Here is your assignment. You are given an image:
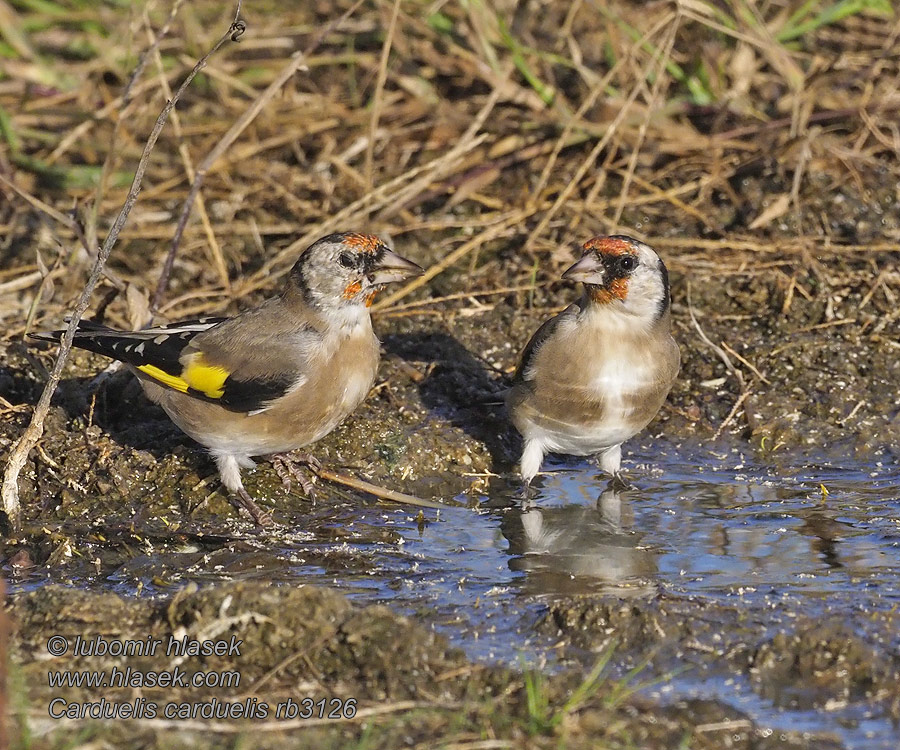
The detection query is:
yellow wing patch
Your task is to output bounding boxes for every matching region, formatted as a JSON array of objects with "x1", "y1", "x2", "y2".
[
  {"x1": 138, "y1": 355, "x2": 230, "y2": 399},
  {"x1": 182, "y1": 357, "x2": 229, "y2": 398},
  {"x1": 137, "y1": 364, "x2": 189, "y2": 393}
]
